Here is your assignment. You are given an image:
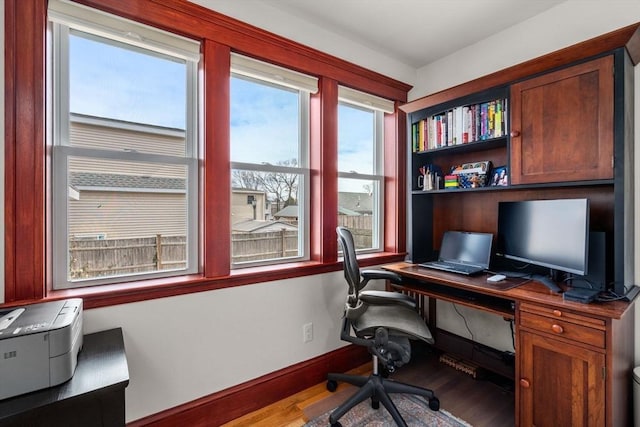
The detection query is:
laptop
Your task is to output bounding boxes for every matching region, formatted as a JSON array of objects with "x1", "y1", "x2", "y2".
[{"x1": 419, "y1": 231, "x2": 493, "y2": 275}]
